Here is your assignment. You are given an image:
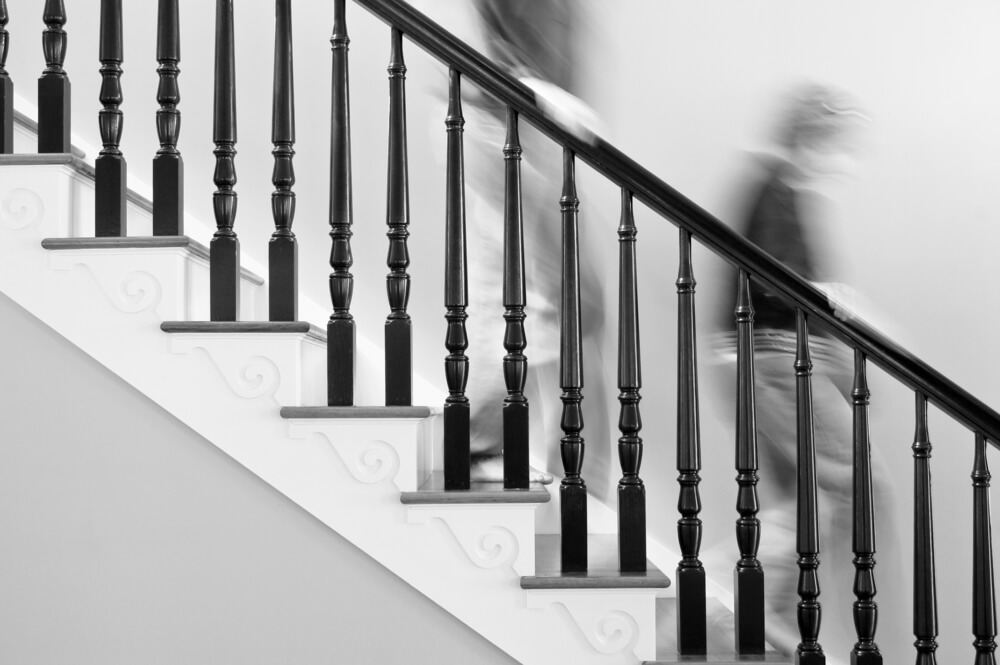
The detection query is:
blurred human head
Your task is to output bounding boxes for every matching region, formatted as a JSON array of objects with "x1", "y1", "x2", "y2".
[{"x1": 776, "y1": 84, "x2": 868, "y2": 179}]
